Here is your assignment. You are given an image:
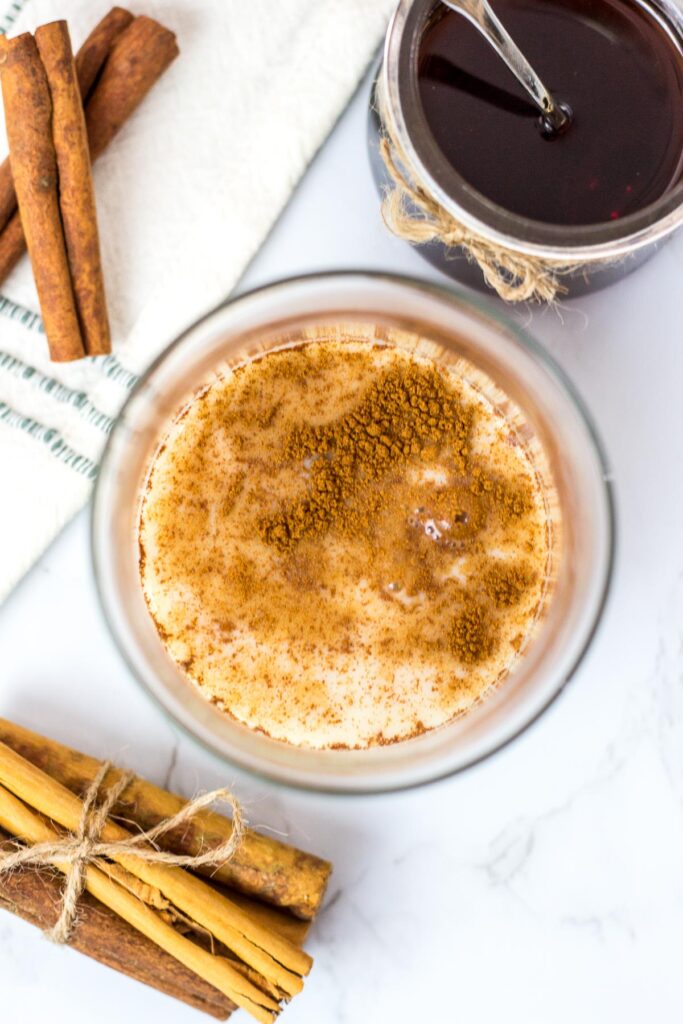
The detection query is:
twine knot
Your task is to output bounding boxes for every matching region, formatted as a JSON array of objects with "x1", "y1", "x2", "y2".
[
  {"x1": 373, "y1": 78, "x2": 605, "y2": 304},
  {"x1": 0, "y1": 761, "x2": 245, "y2": 944},
  {"x1": 379, "y1": 136, "x2": 576, "y2": 303}
]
